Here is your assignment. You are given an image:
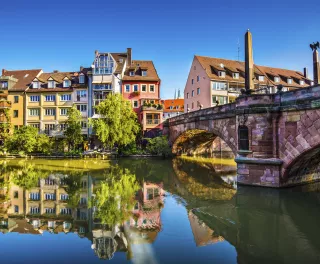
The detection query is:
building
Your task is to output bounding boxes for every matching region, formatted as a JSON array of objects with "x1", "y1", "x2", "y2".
[
  {"x1": 1, "y1": 69, "x2": 42, "y2": 129},
  {"x1": 163, "y1": 98, "x2": 184, "y2": 121},
  {"x1": 184, "y1": 55, "x2": 313, "y2": 112},
  {"x1": 26, "y1": 69, "x2": 89, "y2": 137}
]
